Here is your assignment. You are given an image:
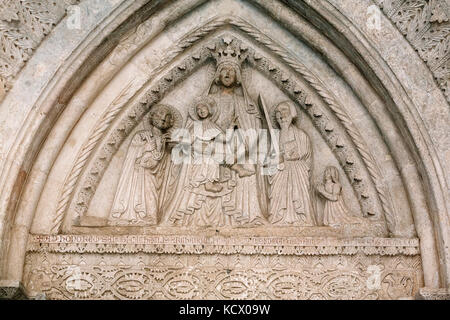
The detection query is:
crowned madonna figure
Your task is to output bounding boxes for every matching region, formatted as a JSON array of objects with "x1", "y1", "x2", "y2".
[{"x1": 163, "y1": 37, "x2": 268, "y2": 227}]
